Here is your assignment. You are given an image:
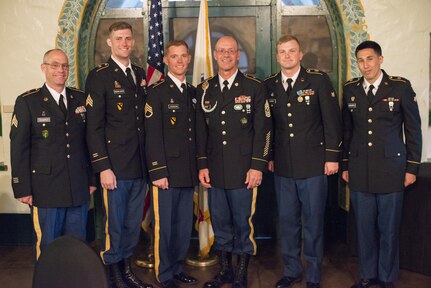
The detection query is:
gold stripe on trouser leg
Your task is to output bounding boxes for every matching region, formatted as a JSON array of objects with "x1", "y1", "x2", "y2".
[
  {"x1": 152, "y1": 186, "x2": 161, "y2": 282},
  {"x1": 248, "y1": 187, "x2": 258, "y2": 255},
  {"x1": 99, "y1": 188, "x2": 111, "y2": 264},
  {"x1": 32, "y1": 206, "x2": 42, "y2": 260}
]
